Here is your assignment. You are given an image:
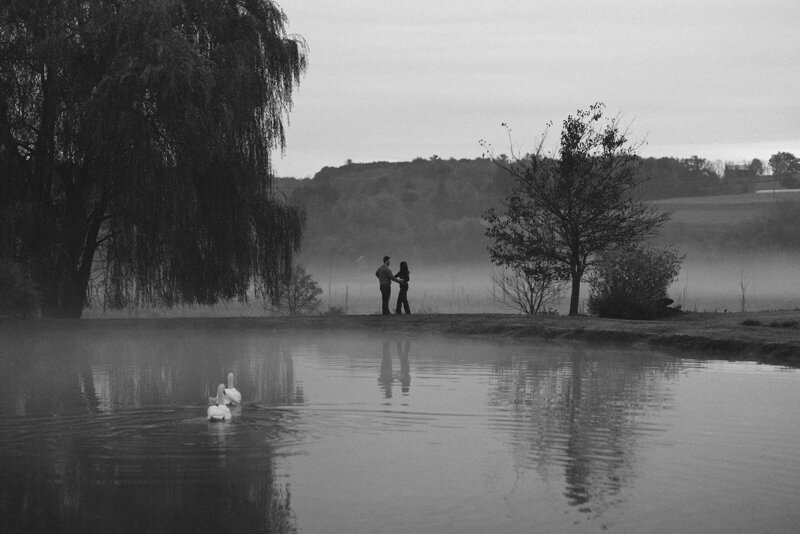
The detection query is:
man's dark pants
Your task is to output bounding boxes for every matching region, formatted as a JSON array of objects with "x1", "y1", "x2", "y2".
[{"x1": 380, "y1": 284, "x2": 391, "y2": 315}]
